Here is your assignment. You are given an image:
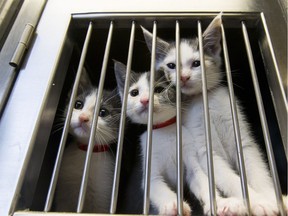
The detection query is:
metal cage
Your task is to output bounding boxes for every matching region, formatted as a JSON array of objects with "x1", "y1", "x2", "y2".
[{"x1": 0, "y1": 5, "x2": 287, "y2": 216}]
